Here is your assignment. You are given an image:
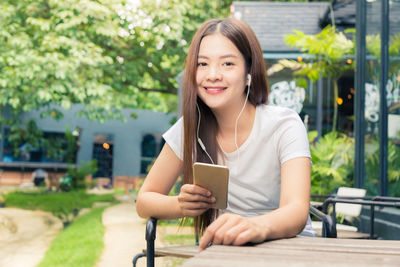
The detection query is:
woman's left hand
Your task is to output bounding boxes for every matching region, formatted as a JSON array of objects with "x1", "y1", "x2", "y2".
[{"x1": 198, "y1": 213, "x2": 268, "y2": 251}]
